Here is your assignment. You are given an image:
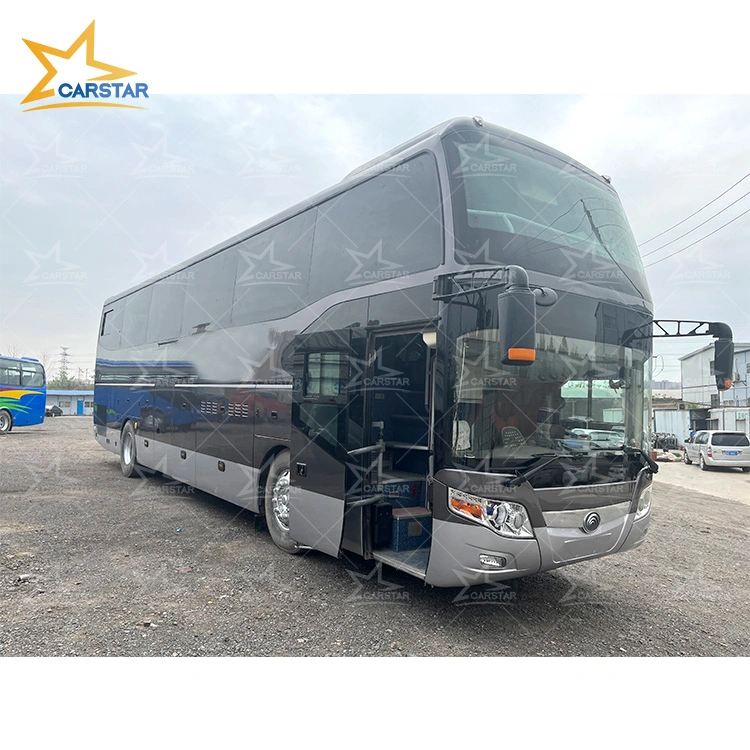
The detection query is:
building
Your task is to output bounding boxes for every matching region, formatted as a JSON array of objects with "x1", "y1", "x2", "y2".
[
  {"x1": 46, "y1": 390, "x2": 94, "y2": 416},
  {"x1": 720, "y1": 346, "x2": 750, "y2": 407},
  {"x1": 680, "y1": 342, "x2": 750, "y2": 407},
  {"x1": 680, "y1": 343, "x2": 750, "y2": 438}
]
